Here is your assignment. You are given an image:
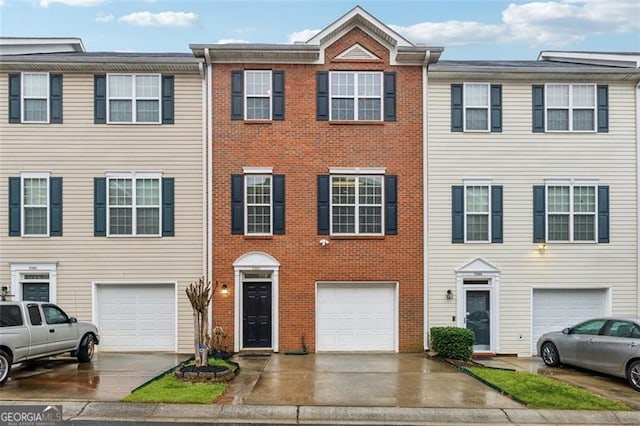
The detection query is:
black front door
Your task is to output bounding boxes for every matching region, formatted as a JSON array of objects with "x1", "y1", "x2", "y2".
[{"x1": 243, "y1": 282, "x2": 272, "y2": 348}]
